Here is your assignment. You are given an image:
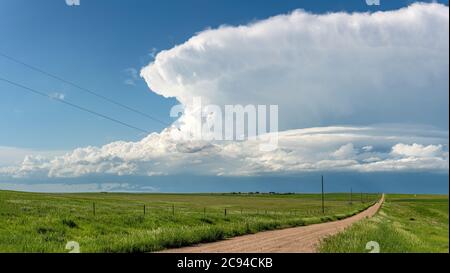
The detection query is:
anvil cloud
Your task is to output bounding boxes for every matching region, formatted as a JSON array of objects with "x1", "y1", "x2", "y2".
[{"x1": 141, "y1": 3, "x2": 449, "y2": 130}]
